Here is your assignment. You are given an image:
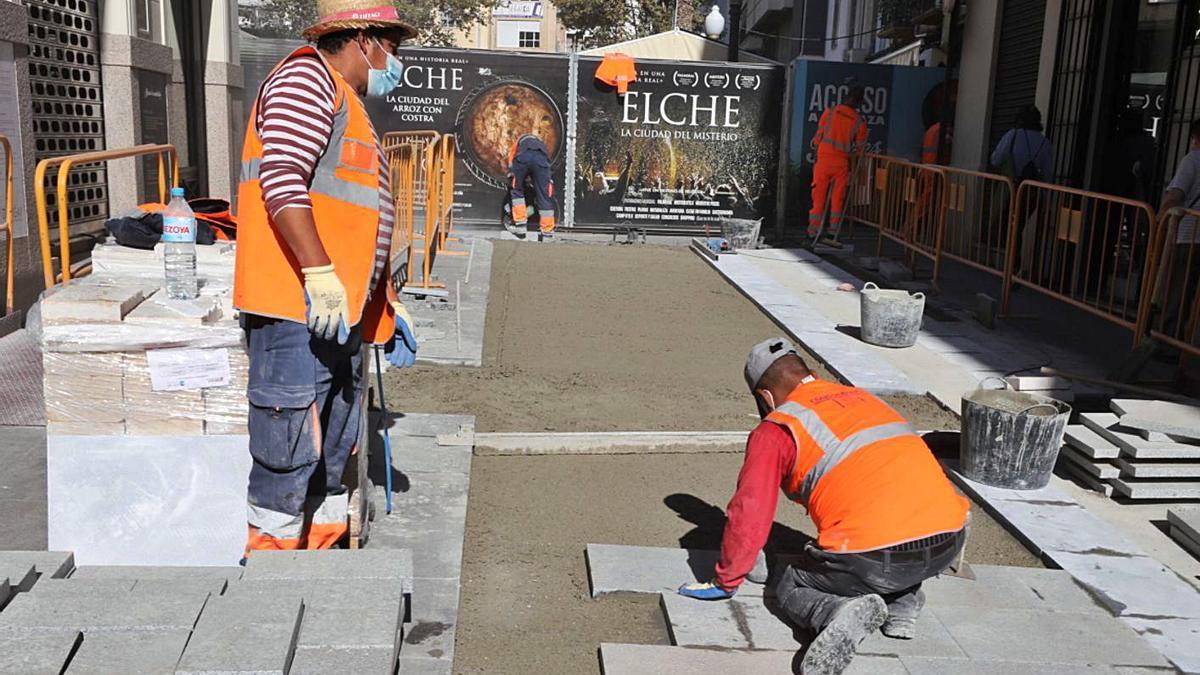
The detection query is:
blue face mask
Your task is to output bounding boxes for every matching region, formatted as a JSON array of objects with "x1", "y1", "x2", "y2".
[{"x1": 362, "y1": 39, "x2": 402, "y2": 98}]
